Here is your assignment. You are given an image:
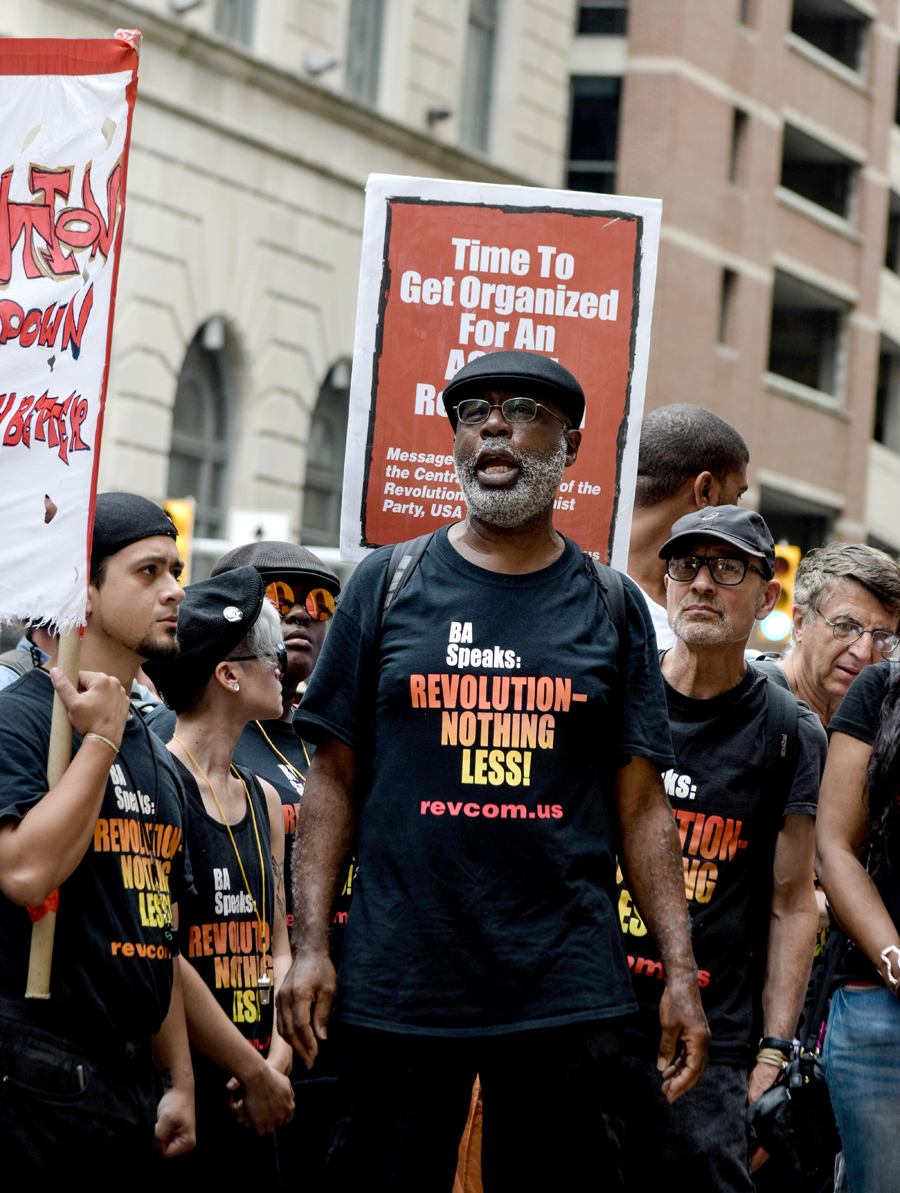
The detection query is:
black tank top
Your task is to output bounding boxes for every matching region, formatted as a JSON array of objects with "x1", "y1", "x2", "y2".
[{"x1": 175, "y1": 758, "x2": 275, "y2": 1057}]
